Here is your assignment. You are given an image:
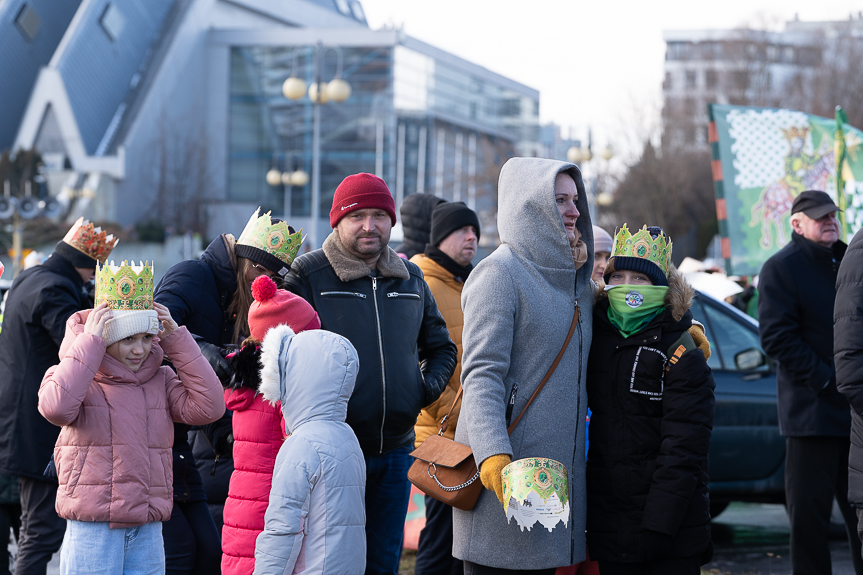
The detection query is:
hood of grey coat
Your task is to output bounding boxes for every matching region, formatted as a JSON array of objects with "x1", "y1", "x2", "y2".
[
  {"x1": 497, "y1": 157, "x2": 594, "y2": 295},
  {"x1": 259, "y1": 325, "x2": 359, "y2": 434}
]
